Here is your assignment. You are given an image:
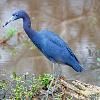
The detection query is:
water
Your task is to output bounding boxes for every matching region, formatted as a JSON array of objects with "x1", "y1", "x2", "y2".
[{"x1": 0, "y1": 0, "x2": 100, "y2": 86}]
